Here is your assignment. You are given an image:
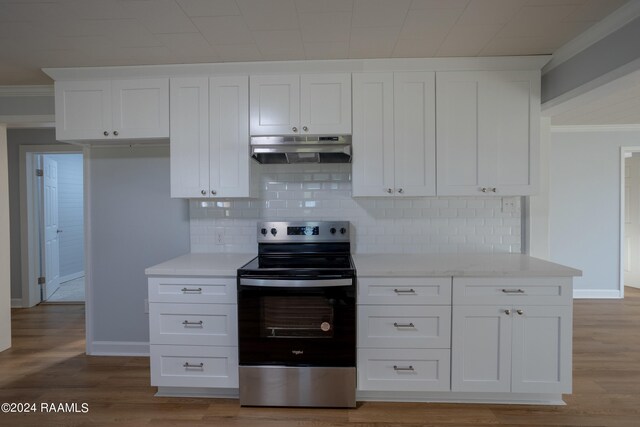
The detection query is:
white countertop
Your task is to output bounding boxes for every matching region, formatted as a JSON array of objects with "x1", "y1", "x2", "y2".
[
  {"x1": 146, "y1": 252, "x2": 581, "y2": 278},
  {"x1": 352, "y1": 253, "x2": 581, "y2": 277},
  {"x1": 145, "y1": 253, "x2": 255, "y2": 276}
]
